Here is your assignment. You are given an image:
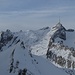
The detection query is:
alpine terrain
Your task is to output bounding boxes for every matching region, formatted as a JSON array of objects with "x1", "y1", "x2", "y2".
[{"x1": 0, "y1": 22, "x2": 75, "y2": 75}]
